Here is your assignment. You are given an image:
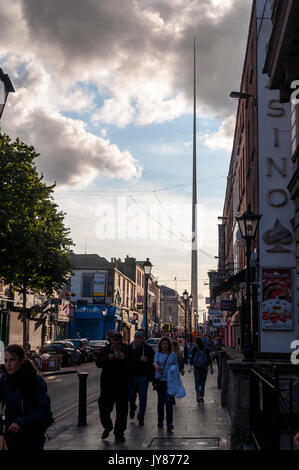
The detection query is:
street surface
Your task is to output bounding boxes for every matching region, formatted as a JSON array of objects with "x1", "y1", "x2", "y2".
[
  {"x1": 45, "y1": 363, "x2": 231, "y2": 450},
  {"x1": 44, "y1": 361, "x2": 100, "y2": 419}
]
